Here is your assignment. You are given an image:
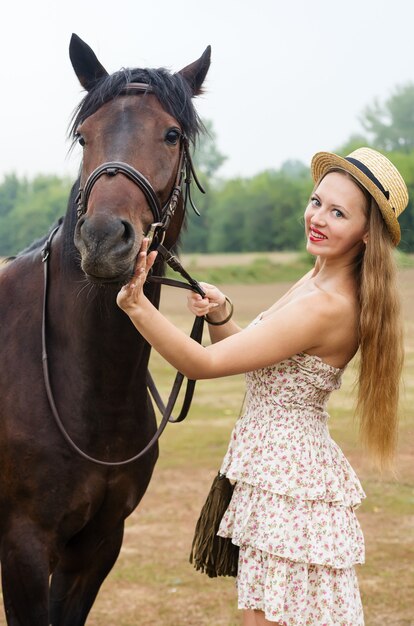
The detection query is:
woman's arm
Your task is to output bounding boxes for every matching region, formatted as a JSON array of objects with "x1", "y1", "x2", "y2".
[{"x1": 117, "y1": 240, "x2": 349, "y2": 380}]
